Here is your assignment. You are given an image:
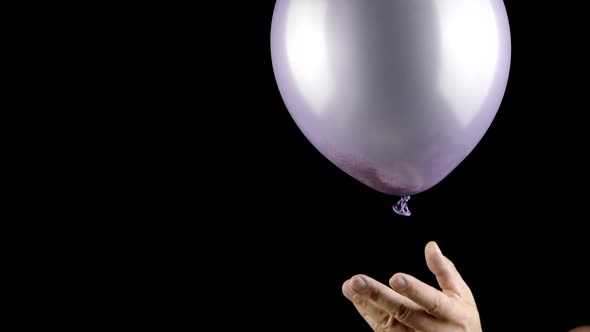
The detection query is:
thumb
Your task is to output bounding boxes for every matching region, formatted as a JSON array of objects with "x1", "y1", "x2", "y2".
[{"x1": 425, "y1": 241, "x2": 473, "y2": 301}]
